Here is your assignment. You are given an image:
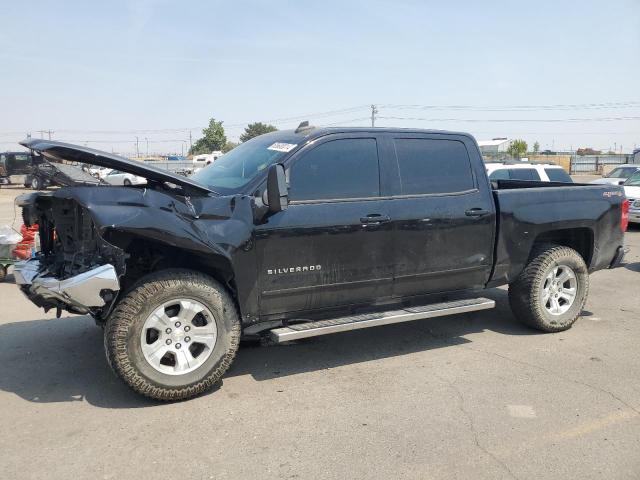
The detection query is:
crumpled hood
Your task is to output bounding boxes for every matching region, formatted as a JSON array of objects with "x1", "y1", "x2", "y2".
[{"x1": 20, "y1": 138, "x2": 214, "y2": 195}]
